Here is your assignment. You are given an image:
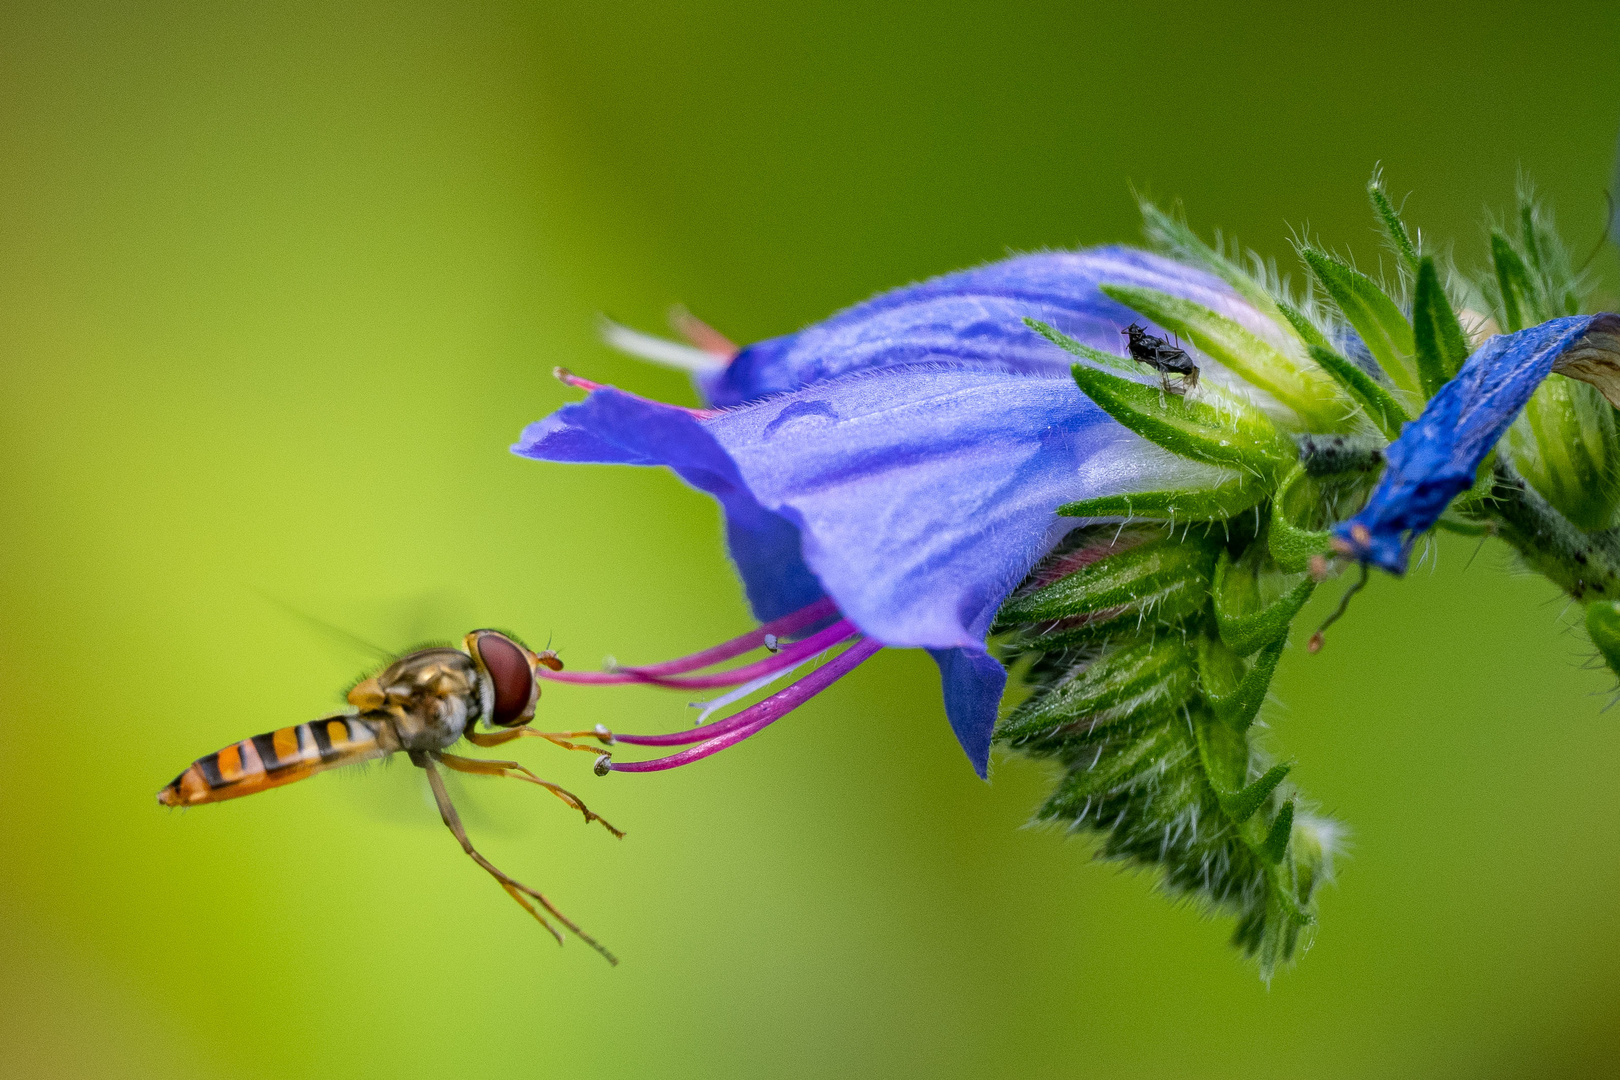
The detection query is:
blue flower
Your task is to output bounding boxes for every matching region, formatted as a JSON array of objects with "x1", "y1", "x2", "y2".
[
  {"x1": 1334, "y1": 313, "x2": 1620, "y2": 572},
  {"x1": 515, "y1": 249, "x2": 1268, "y2": 776}
]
